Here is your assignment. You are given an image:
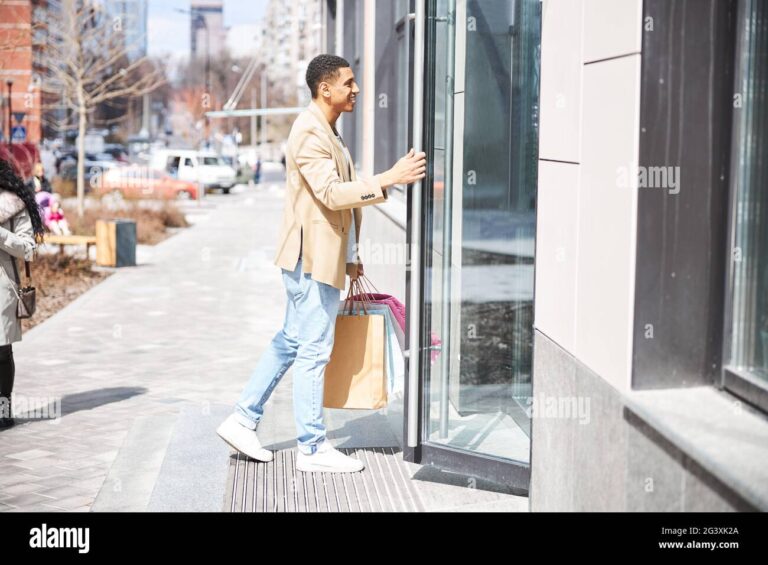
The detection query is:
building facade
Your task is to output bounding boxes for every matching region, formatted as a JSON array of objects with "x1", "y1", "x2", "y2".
[
  {"x1": 0, "y1": 0, "x2": 44, "y2": 145},
  {"x1": 324, "y1": 0, "x2": 768, "y2": 510}
]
